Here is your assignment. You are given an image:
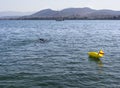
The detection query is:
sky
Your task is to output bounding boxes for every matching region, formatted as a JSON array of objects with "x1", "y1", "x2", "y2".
[{"x1": 0, "y1": 0, "x2": 120, "y2": 12}]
